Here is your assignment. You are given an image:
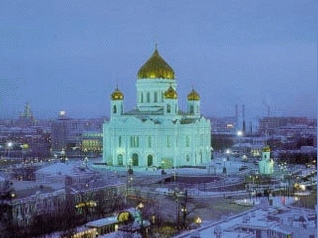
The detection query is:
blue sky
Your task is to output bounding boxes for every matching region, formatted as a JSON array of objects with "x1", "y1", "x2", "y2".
[{"x1": 0, "y1": 0, "x2": 316, "y2": 120}]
